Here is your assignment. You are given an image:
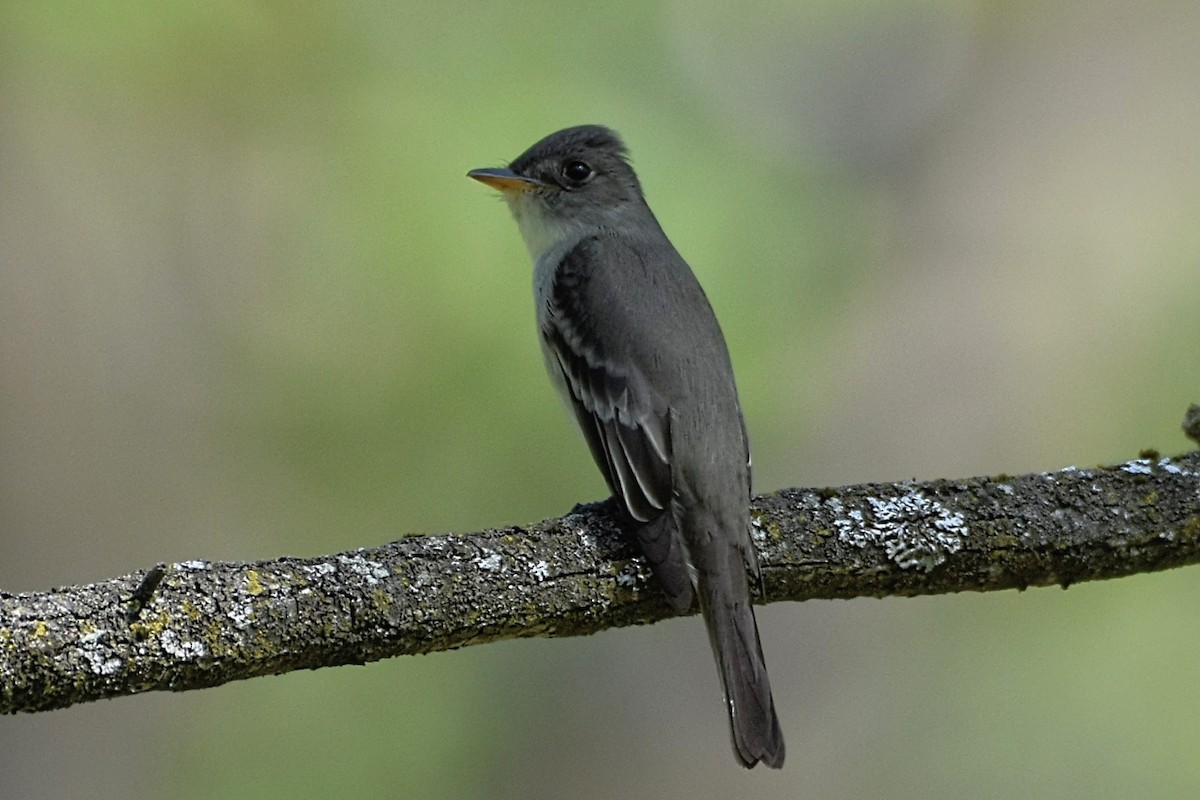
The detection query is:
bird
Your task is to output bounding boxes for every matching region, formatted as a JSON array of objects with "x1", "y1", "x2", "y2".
[{"x1": 468, "y1": 125, "x2": 784, "y2": 768}]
